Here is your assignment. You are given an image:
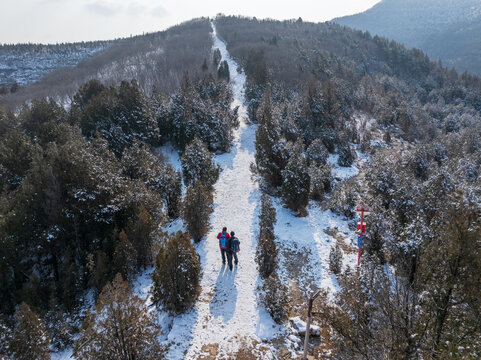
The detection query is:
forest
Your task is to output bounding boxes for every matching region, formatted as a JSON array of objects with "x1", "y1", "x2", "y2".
[
  {"x1": 216, "y1": 15, "x2": 481, "y2": 358},
  {"x1": 0, "y1": 14, "x2": 480, "y2": 359}
]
